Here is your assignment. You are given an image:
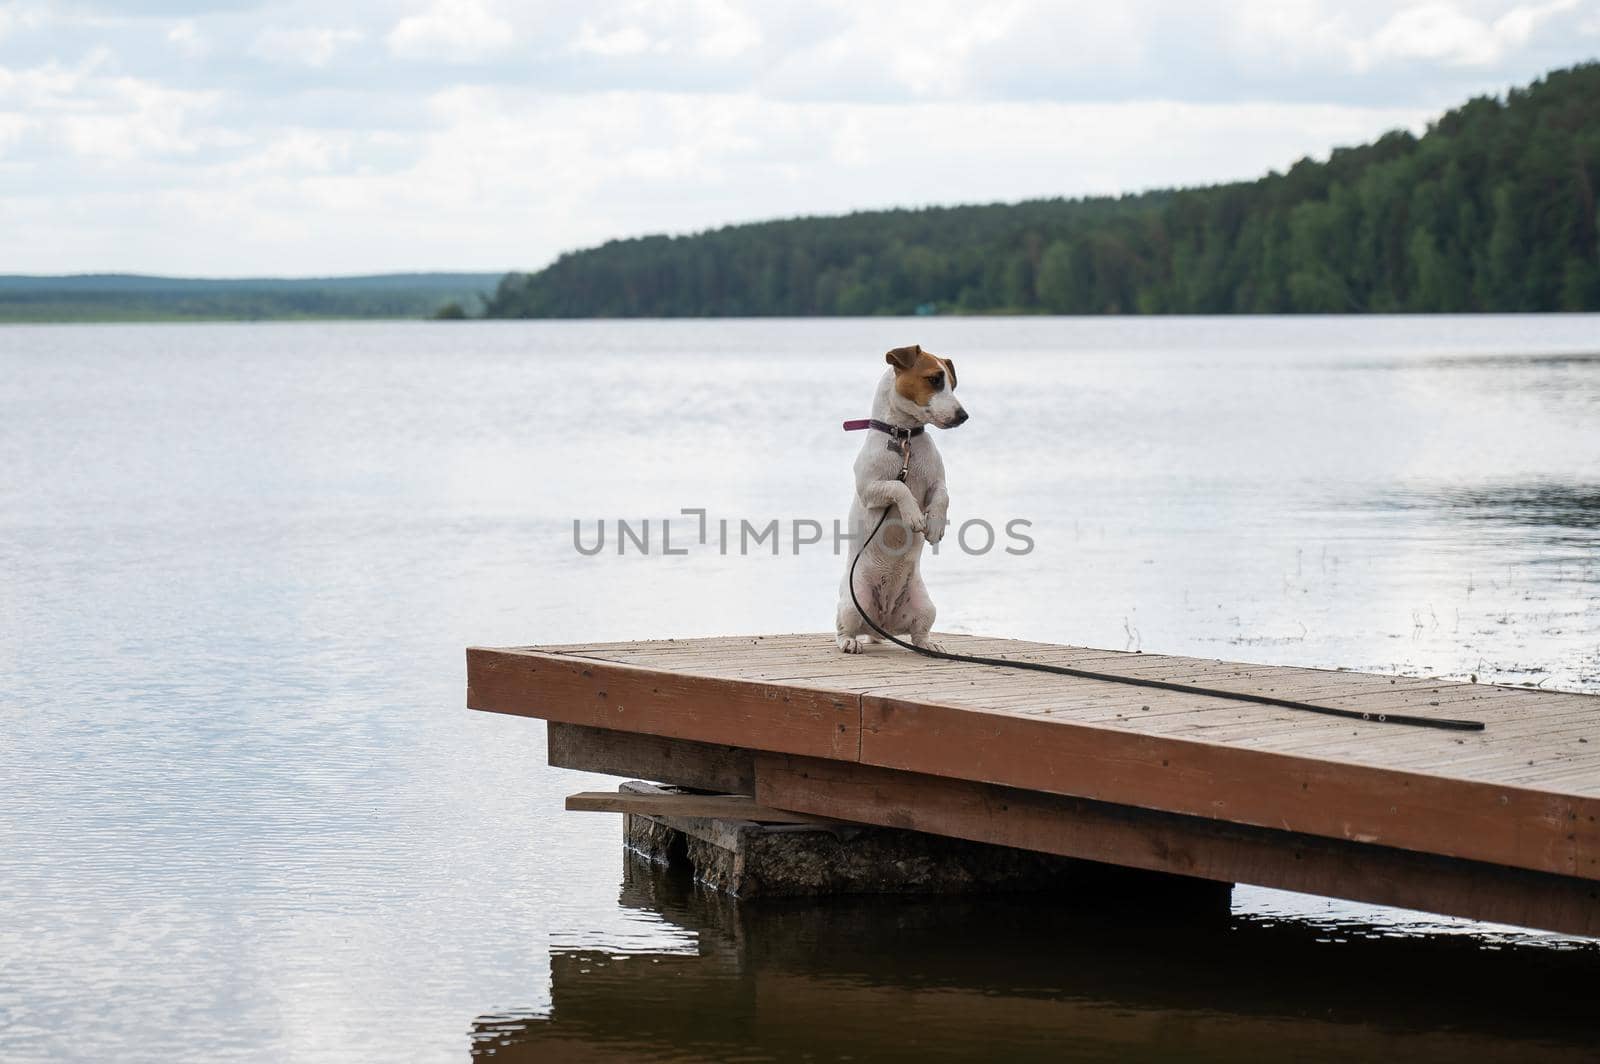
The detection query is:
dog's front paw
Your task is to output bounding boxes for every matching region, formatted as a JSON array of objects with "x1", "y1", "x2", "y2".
[
  {"x1": 901, "y1": 507, "x2": 926, "y2": 534},
  {"x1": 837, "y1": 635, "x2": 862, "y2": 654},
  {"x1": 924, "y1": 513, "x2": 947, "y2": 544}
]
